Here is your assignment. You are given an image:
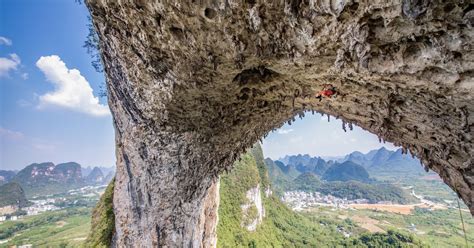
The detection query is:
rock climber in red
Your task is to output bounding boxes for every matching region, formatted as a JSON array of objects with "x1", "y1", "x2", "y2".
[{"x1": 315, "y1": 84, "x2": 337, "y2": 101}]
